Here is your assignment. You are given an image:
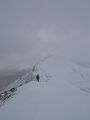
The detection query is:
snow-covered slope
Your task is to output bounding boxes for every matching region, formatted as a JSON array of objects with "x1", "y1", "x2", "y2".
[
  {"x1": 33, "y1": 55, "x2": 90, "y2": 93},
  {"x1": 0, "y1": 55, "x2": 90, "y2": 120}
]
